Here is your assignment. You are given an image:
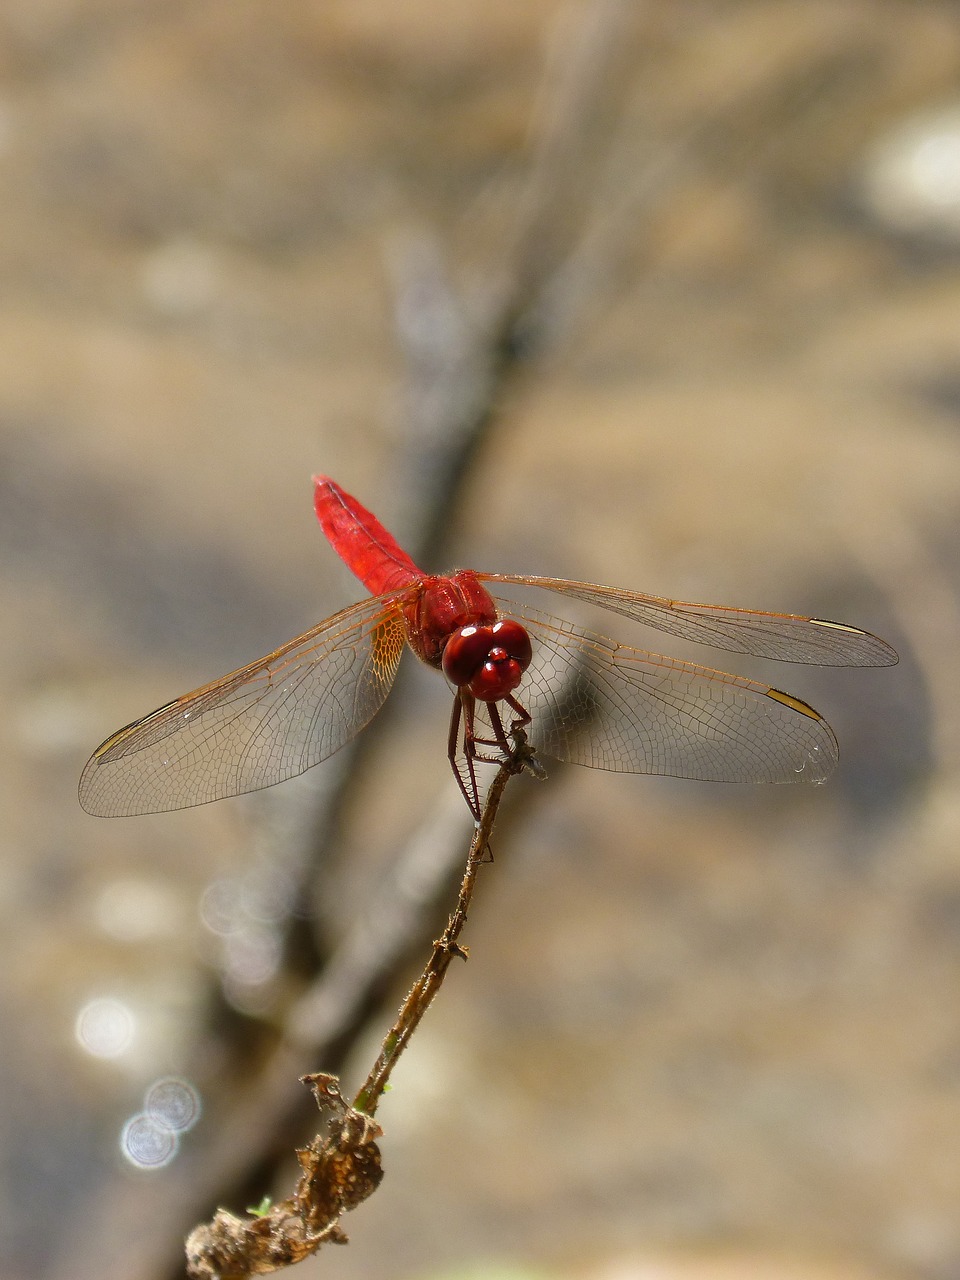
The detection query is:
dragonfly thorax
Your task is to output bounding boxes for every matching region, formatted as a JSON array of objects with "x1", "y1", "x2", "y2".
[
  {"x1": 402, "y1": 570, "x2": 499, "y2": 667},
  {"x1": 441, "y1": 619, "x2": 532, "y2": 702}
]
